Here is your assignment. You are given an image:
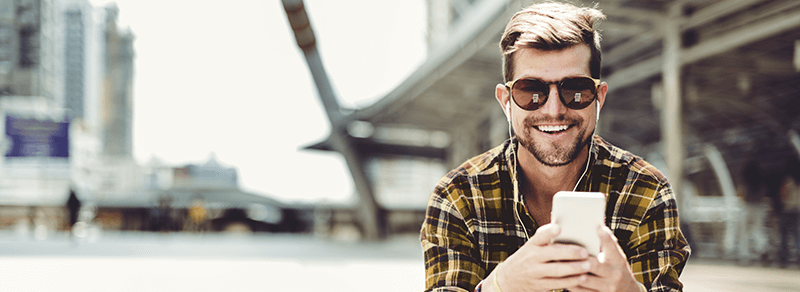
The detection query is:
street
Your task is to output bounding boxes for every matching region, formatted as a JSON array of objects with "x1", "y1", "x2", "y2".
[
  {"x1": 681, "y1": 260, "x2": 800, "y2": 291},
  {"x1": 0, "y1": 231, "x2": 798, "y2": 291}
]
